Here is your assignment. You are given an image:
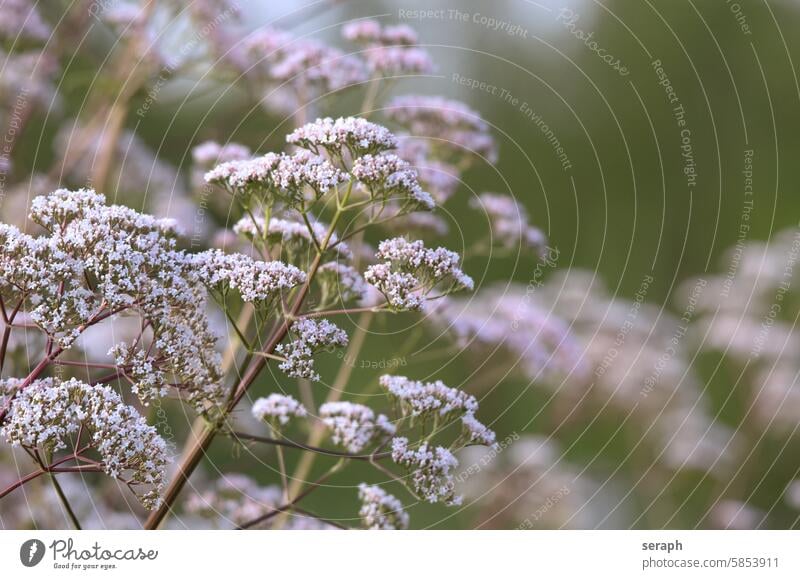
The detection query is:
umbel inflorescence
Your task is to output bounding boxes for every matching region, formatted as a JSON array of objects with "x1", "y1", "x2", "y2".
[
  {"x1": 0, "y1": 9, "x2": 551, "y2": 531},
  {"x1": 0, "y1": 114, "x2": 494, "y2": 525}
]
